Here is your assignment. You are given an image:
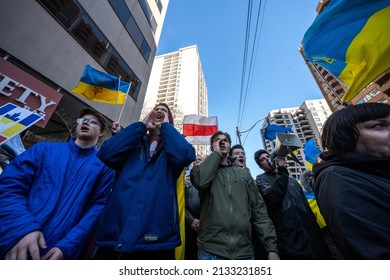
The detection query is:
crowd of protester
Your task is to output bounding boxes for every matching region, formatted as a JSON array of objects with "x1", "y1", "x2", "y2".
[{"x1": 0, "y1": 102, "x2": 389, "y2": 260}]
